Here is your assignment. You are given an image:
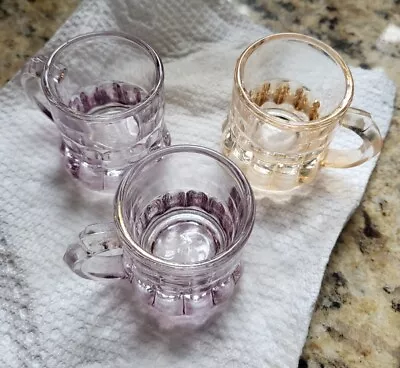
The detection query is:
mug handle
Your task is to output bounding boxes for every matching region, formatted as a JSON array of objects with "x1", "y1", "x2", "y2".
[
  {"x1": 322, "y1": 107, "x2": 383, "y2": 168},
  {"x1": 20, "y1": 54, "x2": 67, "y2": 122},
  {"x1": 63, "y1": 223, "x2": 126, "y2": 281}
]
